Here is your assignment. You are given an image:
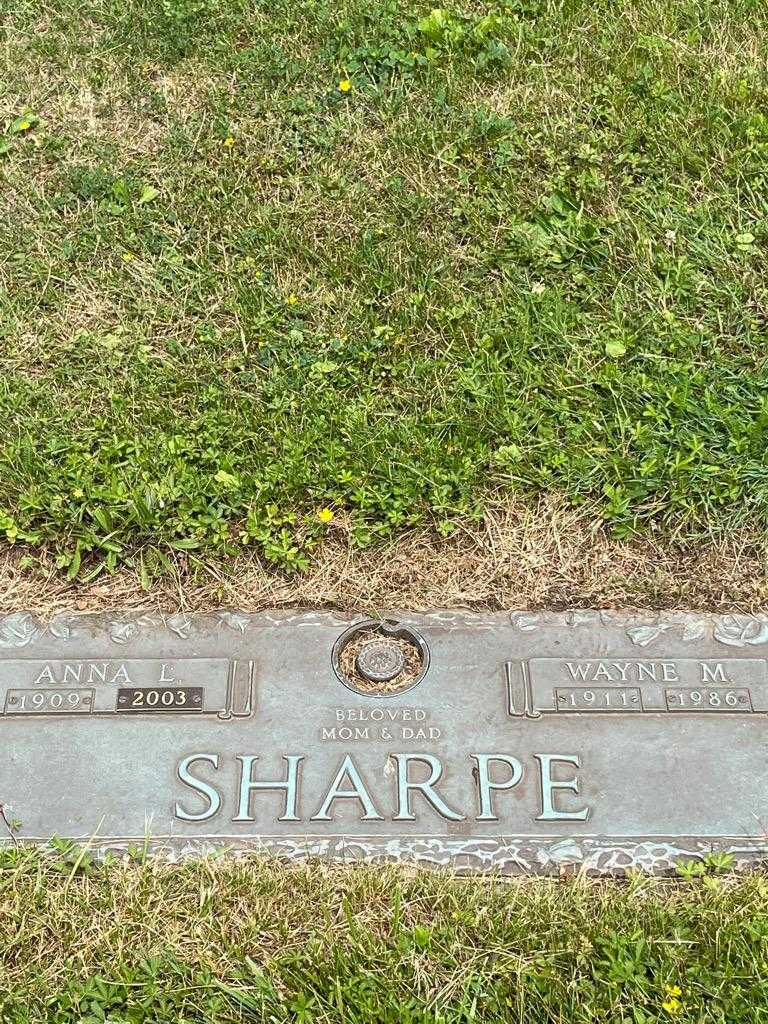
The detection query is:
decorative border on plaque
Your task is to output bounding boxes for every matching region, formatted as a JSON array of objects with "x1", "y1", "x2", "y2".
[
  {"x1": 5, "y1": 609, "x2": 768, "y2": 650},
  {"x1": 9, "y1": 834, "x2": 768, "y2": 876}
]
